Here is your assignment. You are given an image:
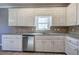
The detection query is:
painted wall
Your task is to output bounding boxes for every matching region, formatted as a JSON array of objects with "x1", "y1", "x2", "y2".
[{"x1": 0, "y1": 8, "x2": 13, "y2": 43}]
